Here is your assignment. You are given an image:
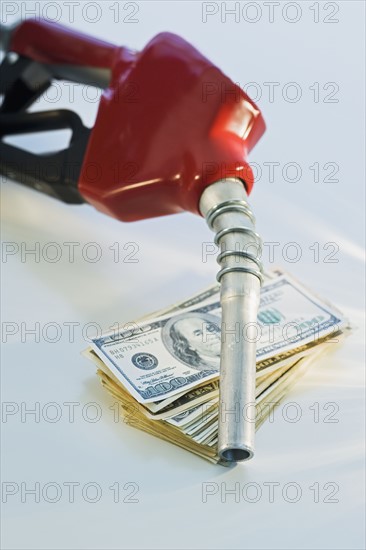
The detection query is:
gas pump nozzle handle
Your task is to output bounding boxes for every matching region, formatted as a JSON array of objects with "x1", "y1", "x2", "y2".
[{"x1": 0, "y1": 19, "x2": 266, "y2": 461}]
